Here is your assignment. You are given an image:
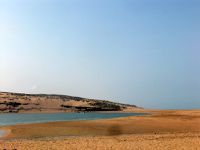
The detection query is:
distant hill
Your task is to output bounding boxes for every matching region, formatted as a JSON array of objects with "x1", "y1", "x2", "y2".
[{"x1": 0, "y1": 92, "x2": 140, "y2": 113}]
